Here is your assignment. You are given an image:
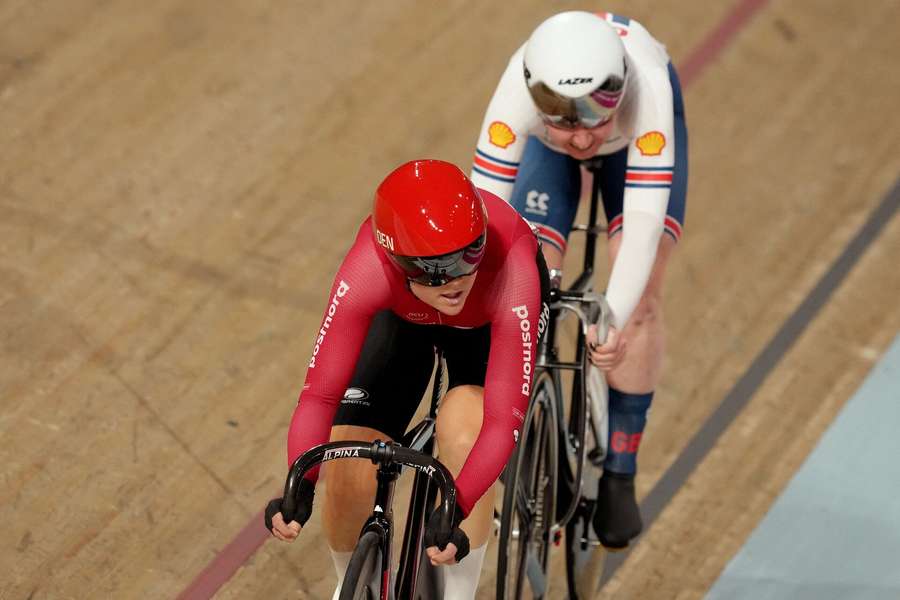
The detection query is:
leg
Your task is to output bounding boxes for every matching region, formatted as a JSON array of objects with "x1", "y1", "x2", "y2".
[
  {"x1": 591, "y1": 234, "x2": 676, "y2": 548},
  {"x1": 435, "y1": 385, "x2": 494, "y2": 548},
  {"x1": 431, "y1": 323, "x2": 496, "y2": 598},
  {"x1": 604, "y1": 233, "x2": 677, "y2": 395},
  {"x1": 508, "y1": 136, "x2": 582, "y2": 272},
  {"x1": 320, "y1": 311, "x2": 435, "y2": 591},
  {"x1": 598, "y1": 59, "x2": 687, "y2": 469},
  {"x1": 595, "y1": 57, "x2": 688, "y2": 463},
  {"x1": 322, "y1": 425, "x2": 395, "y2": 551},
  {"x1": 592, "y1": 61, "x2": 688, "y2": 547},
  {"x1": 435, "y1": 384, "x2": 491, "y2": 599},
  {"x1": 322, "y1": 426, "x2": 389, "y2": 600}
]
